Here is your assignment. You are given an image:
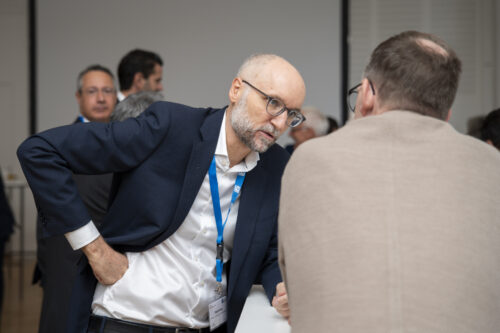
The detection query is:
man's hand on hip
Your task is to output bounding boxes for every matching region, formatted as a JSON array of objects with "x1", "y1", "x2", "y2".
[{"x1": 82, "y1": 236, "x2": 128, "y2": 285}]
